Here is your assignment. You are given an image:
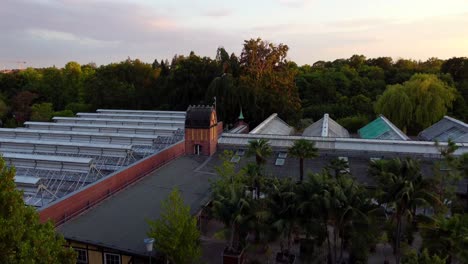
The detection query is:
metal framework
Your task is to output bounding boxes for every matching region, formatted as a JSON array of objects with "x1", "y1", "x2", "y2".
[
  {"x1": 0, "y1": 128, "x2": 159, "y2": 145},
  {"x1": 52, "y1": 117, "x2": 184, "y2": 128},
  {"x1": 2, "y1": 109, "x2": 186, "y2": 208},
  {"x1": 24, "y1": 122, "x2": 178, "y2": 135},
  {"x1": 76, "y1": 112, "x2": 186, "y2": 121},
  {"x1": 0, "y1": 138, "x2": 132, "y2": 158},
  {"x1": 96, "y1": 109, "x2": 186, "y2": 117},
  {"x1": 218, "y1": 133, "x2": 468, "y2": 157}
]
